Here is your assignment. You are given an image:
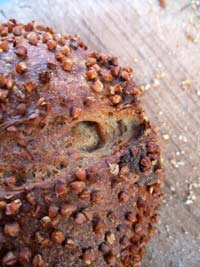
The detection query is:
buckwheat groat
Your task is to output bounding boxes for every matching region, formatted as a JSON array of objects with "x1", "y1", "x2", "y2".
[{"x1": 0, "y1": 19, "x2": 163, "y2": 267}]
